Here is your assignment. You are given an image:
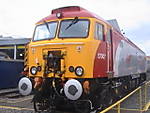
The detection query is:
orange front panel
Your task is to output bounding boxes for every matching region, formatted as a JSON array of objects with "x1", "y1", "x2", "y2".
[{"x1": 28, "y1": 18, "x2": 100, "y2": 79}]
